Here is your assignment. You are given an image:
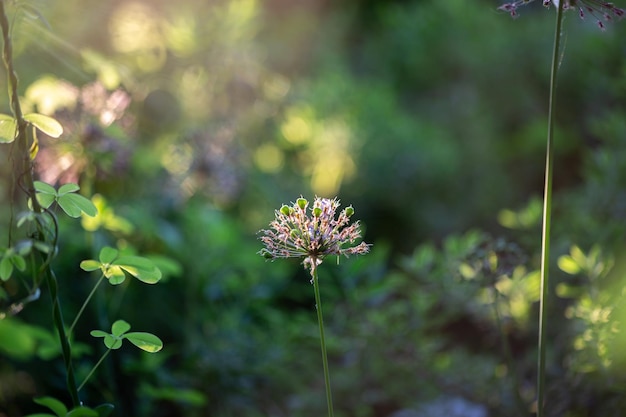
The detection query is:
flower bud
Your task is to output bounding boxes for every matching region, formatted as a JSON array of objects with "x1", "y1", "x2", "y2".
[
  {"x1": 313, "y1": 207, "x2": 322, "y2": 217},
  {"x1": 344, "y1": 206, "x2": 354, "y2": 217},
  {"x1": 297, "y1": 197, "x2": 308, "y2": 210},
  {"x1": 280, "y1": 205, "x2": 291, "y2": 216}
]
